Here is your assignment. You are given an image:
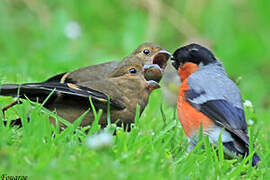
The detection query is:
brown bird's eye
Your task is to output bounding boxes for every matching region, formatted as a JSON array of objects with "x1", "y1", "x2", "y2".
[
  {"x1": 129, "y1": 68, "x2": 137, "y2": 74},
  {"x1": 142, "y1": 49, "x2": 150, "y2": 55}
]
